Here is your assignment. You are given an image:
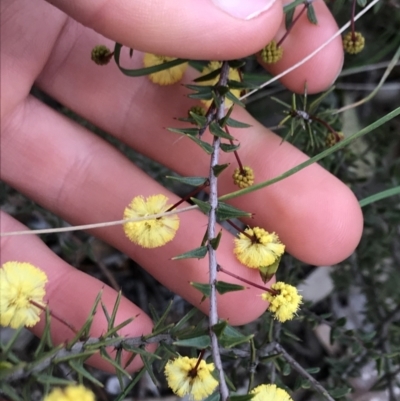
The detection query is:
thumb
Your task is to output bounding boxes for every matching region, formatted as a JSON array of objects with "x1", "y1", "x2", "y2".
[{"x1": 46, "y1": 0, "x2": 283, "y2": 59}]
